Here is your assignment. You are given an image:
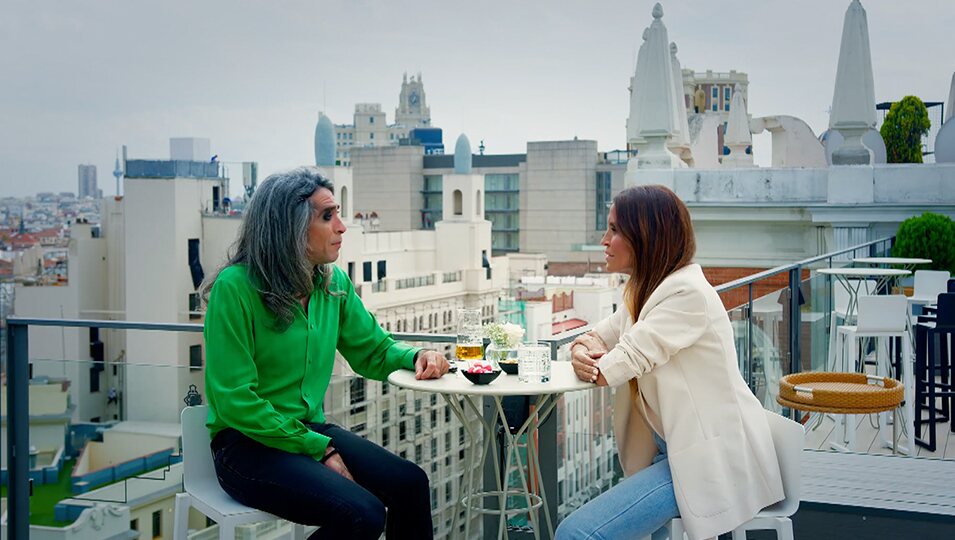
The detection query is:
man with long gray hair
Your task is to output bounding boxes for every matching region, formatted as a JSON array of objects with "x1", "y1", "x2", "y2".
[{"x1": 201, "y1": 167, "x2": 448, "y2": 539}]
